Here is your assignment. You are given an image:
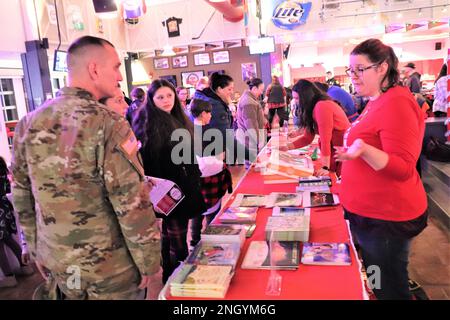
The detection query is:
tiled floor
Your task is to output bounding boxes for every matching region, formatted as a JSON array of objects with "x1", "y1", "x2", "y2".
[{"x1": 1, "y1": 165, "x2": 448, "y2": 300}]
